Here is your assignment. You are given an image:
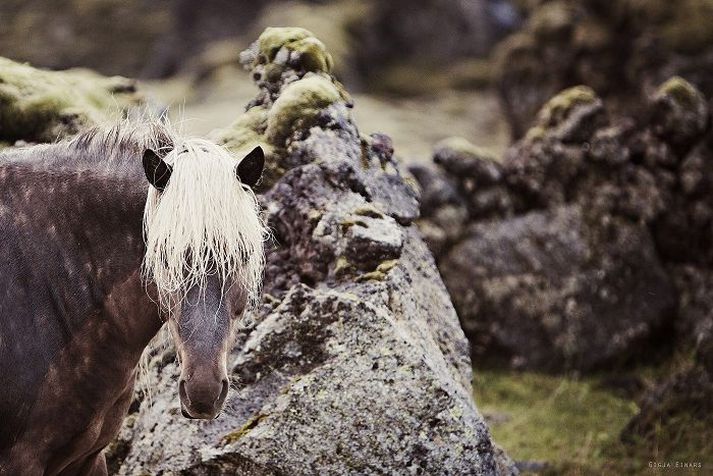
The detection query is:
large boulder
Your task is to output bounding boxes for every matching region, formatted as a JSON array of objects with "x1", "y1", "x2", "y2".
[
  {"x1": 111, "y1": 28, "x2": 516, "y2": 475},
  {"x1": 414, "y1": 78, "x2": 713, "y2": 371},
  {"x1": 441, "y1": 205, "x2": 673, "y2": 371}
]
